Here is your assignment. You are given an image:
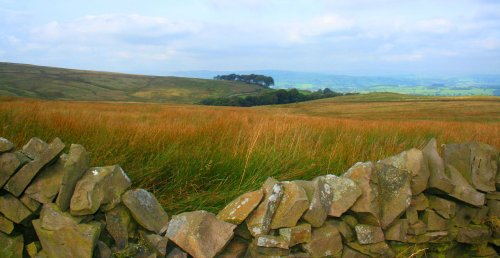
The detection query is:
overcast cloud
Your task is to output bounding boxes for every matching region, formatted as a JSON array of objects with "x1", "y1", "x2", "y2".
[{"x1": 0, "y1": 0, "x2": 499, "y2": 75}]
